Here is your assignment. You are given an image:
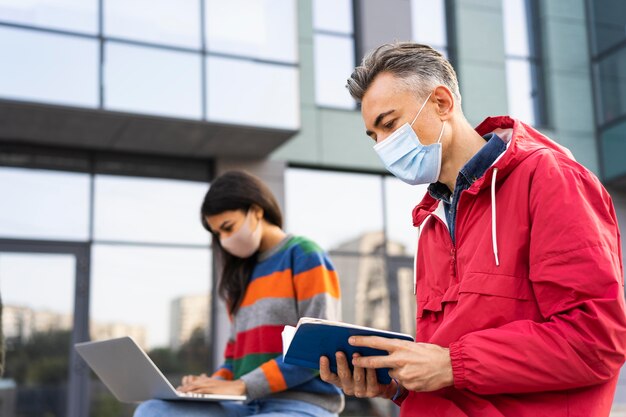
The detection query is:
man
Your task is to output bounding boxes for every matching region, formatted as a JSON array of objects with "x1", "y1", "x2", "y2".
[{"x1": 320, "y1": 42, "x2": 626, "y2": 416}]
